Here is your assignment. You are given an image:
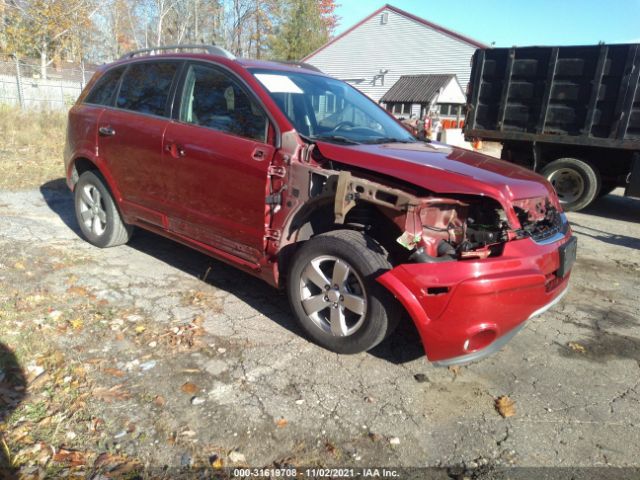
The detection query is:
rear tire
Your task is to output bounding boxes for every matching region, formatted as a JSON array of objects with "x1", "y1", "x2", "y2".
[
  {"x1": 287, "y1": 230, "x2": 400, "y2": 354},
  {"x1": 541, "y1": 157, "x2": 600, "y2": 211},
  {"x1": 74, "y1": 171, "x2": 132, "y2": 248}
]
